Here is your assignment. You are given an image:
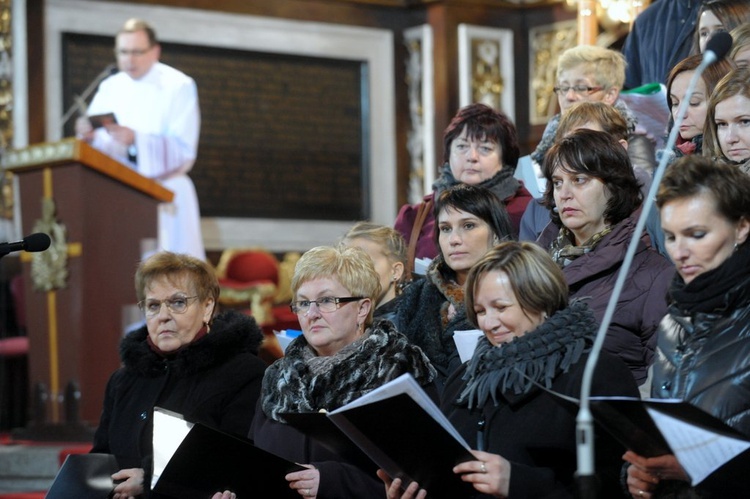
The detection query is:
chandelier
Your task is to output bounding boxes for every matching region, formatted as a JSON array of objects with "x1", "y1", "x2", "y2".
[{"x1": 565, "y1": 0, "x2": 650, "y2": 26}]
